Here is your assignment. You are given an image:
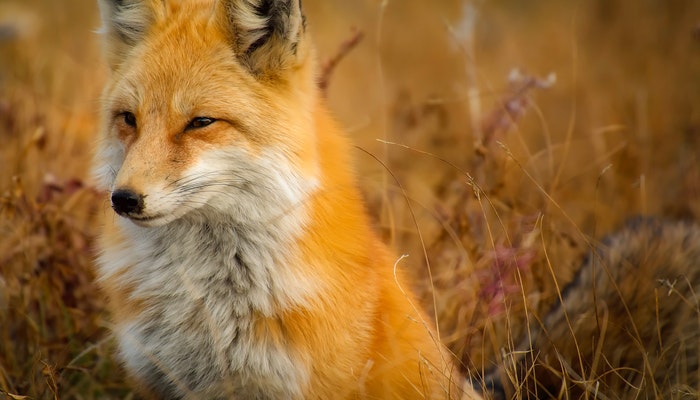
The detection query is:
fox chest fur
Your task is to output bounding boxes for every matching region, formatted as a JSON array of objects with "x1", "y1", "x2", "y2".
[{"x1": 100, "y1": 216, "x2": 316, "y2": 399}]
